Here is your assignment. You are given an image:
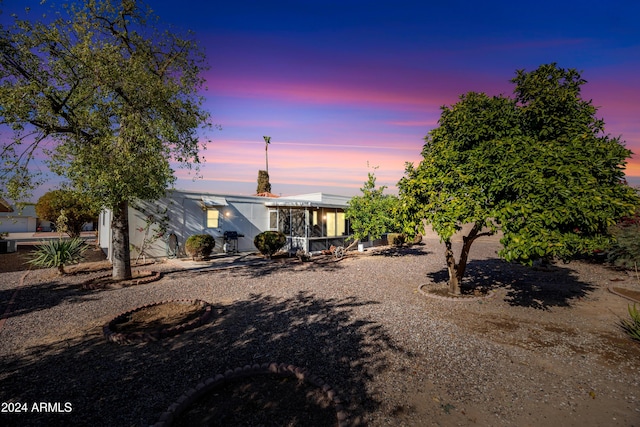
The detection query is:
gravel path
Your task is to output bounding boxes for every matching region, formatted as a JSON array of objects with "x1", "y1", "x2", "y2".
[{"x1": 1, "y1": 239, "x2": 639, "y2": 426}]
